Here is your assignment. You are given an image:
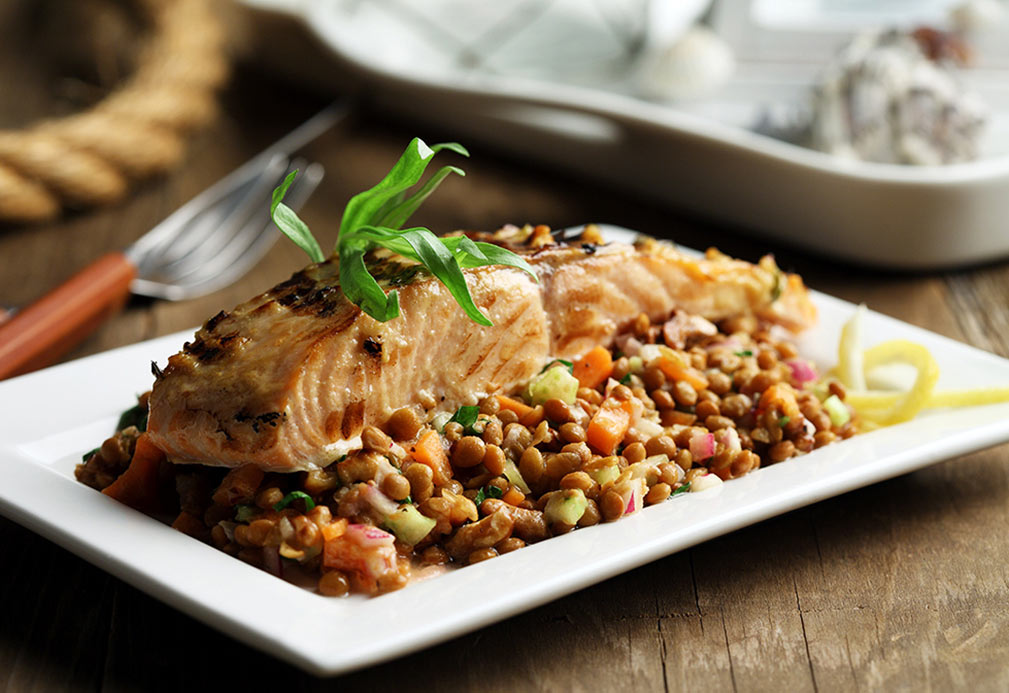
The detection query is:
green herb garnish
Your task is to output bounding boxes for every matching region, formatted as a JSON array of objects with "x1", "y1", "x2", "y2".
[
  {"x1": 401, "y1": 495, "x2": 413, "y2": 505},
  {"x1": 734, "y1": 350, "x2": 753, "y2": 358},
  {"x1": 619, "y1": 373, "x2": 632, "y2": 385},
  {"x1": 448, "y1": 405, "x2": 480, "y2": 434},
  {"x1": 235, "y1": 504, "x2": 258, "y2": 522},
  {"x1": 272, "y1": 138, "x2": 538, "y2": 324},
  {"x1": 671, "y1": 482, "x2": 691, "y2": 496},
  {"x1": 474, "y1": 485, "x2": 504, "y2": 506},
  {"x1": 273, "y1": 490, "x2": 316, "y2": 512},
  {"x1": 271, "y1": 171, "x2": 324, "y2": 263},
  {"x1": 82, "y1": 447, "x2": 99, "y2": 462},
  {"x1": 778, "y1": 416, "x2": 791, "y2": 427},
  {"x1": 117, "y1": 403, "x2": 148, "y2": 432},
  {"x1": 539, "y1": 358, "x2": 574, "y2": 375}
]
